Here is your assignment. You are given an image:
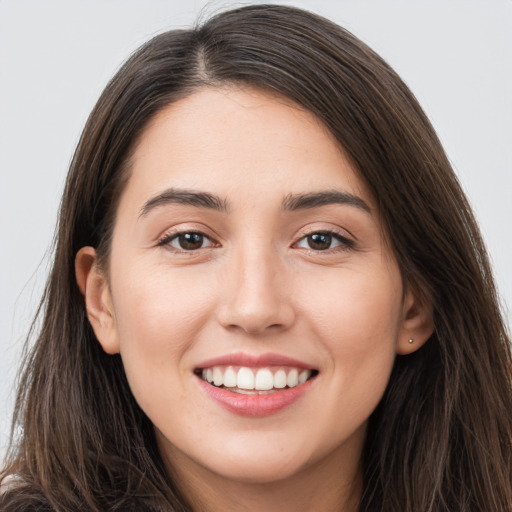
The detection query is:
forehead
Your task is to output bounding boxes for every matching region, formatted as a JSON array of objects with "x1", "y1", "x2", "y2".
[{"x1": 122, "y1": 86, "x2": 373, "y2": 212}]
